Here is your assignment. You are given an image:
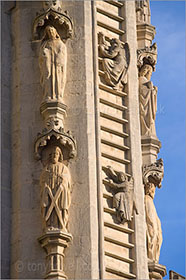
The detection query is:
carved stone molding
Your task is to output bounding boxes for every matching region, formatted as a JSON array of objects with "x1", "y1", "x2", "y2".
[
  {"x1": 38, "y1": 230, "x2": 72, "y2": 279},
  {"x1": 141, "y1": 136, "x2": 161, "y2": 165},
  {"x1": 98, "y1": 32, "x2": 130, "y2": 90},
  {"x1": 136, "y1": 24, "x2": 156, "y2": 49},
  {"x1": 148, "y1": 262, "x2": 167, "y2": 280},
  {"x1": 40, "y1": 101, "x2": 67, "y2": 129},
  {"x1": 103, "y1": 166, "x2": 138, "y2": 223}
]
